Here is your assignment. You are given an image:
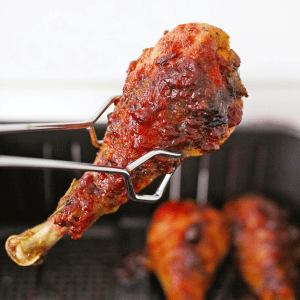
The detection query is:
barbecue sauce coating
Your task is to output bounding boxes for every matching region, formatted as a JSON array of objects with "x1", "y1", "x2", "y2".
[
  {"x1": 53, "y1": 23, "x2": 247, "y2": 239},
  {"x1": 147, "y1": 200, "x2": 230, "y2": 300},
  {"x1": 225, "y1": 194, "x2": 300, "y2": 300}
]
